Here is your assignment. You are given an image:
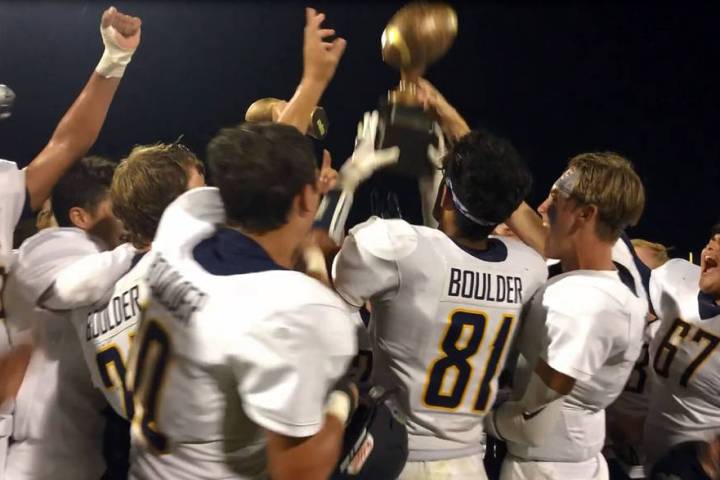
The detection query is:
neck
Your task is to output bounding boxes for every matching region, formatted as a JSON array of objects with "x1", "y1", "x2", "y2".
[
  {"x1": 562, "y1": 235, "x2": 615, "y2": 272},
  {"x1": 453, "y1": 236, "x2": 489, "y2": 251},
  {"x1": 230, "y1": 224, "x2": 300, "y2": 269},
  {"x1": 444, "y1": 217, "x2": 489, "y2": 251}
]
